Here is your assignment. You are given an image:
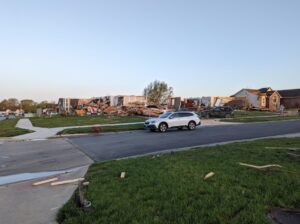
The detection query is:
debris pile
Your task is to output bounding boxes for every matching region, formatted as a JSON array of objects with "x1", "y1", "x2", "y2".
[{"x1": 62, "y1": 97, "x2": 166, "y2": 117}]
